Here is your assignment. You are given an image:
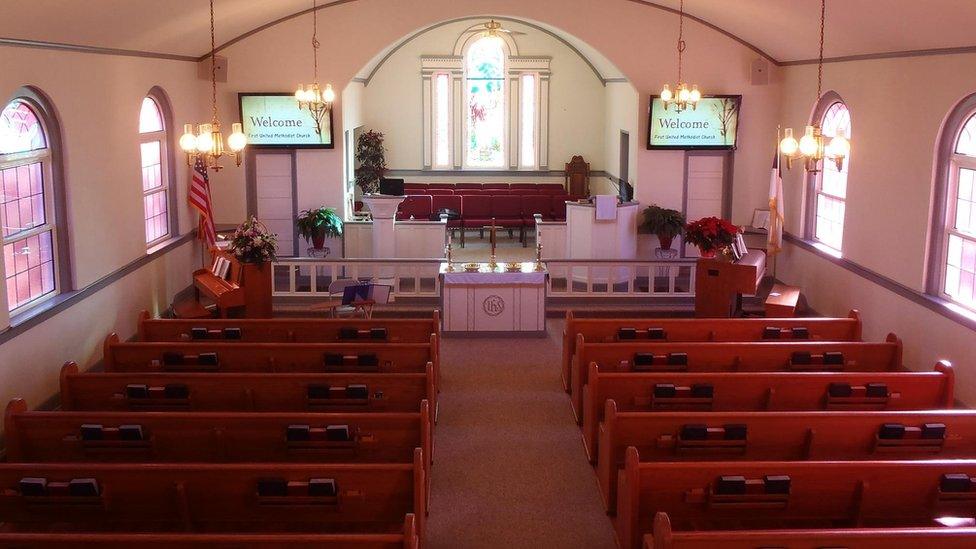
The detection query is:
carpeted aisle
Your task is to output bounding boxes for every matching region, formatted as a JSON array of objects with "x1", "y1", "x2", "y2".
[{"x1": 425, "y1": 318, "x2": 617, "y2": 548}]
